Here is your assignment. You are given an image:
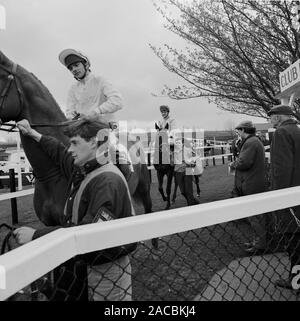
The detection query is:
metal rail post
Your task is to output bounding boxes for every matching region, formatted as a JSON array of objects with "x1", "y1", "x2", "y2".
[{"x1": 9, "y1": 169, "x2": 18, "y2": 225}]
